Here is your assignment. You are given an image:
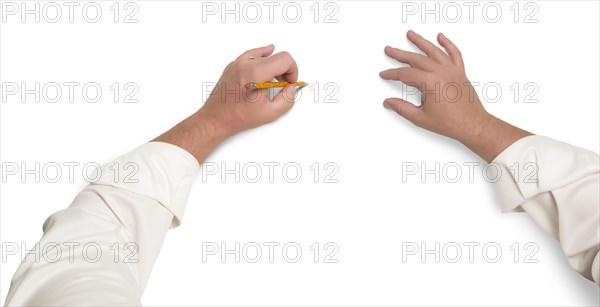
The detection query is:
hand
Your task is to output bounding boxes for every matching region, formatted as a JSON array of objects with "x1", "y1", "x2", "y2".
[
  {"x1": 380, "y1": 30, "x2": 531, "y2": 162},
  {"x1": 199, "y1": 44, "x2": 299, "y2": 137},
  {"x1": 153, "y1": 45, "x2": 299, "y2": 163},
  {"x1": 380, "y1": 30, "x2": 487, "y2": 144}
]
